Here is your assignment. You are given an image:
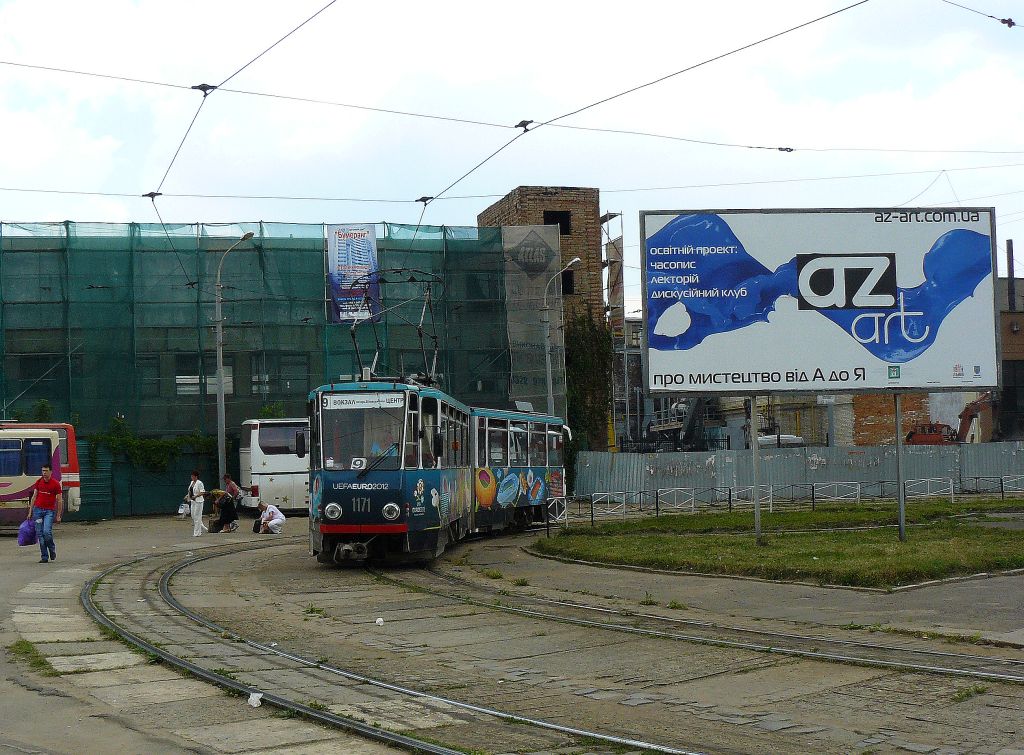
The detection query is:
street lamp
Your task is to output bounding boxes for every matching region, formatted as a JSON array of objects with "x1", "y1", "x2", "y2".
[
  {"x1": 541, "y1": 256, "x2": 581, "y2": 416},
  {"x1": 216, "y1": 231, "x2": 255, "y2": 485}
]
